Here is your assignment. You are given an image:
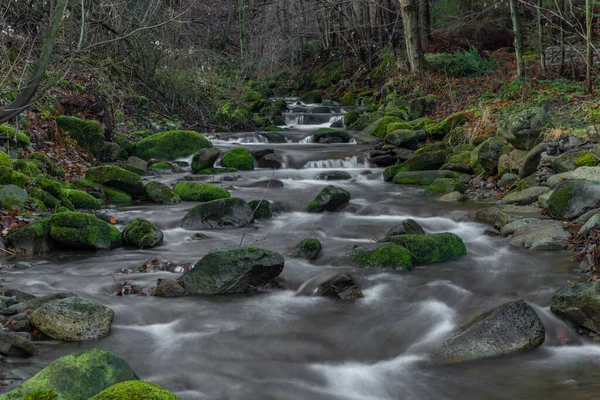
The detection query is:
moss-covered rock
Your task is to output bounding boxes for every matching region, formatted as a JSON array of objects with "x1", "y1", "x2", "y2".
[
  {"x1": 29, "y1": 188, "x2": 61, "y2": 209},
  {"x1": 89, "y1": 381, "x2": 181, "y2": 400},
  {"x1": 194, "y1": 167, "x2": 238, "y2": 174},
  {"x1": 499, "y1": 107, "x2": 548, "y2": 151},
  {"x1": 133, "y1": 130, "x2": 212, "y2": 160},
  {"x1": 13, "y1": 159, "x2": 44, "y2": 178},
  {"x1": 122, "y1": 218, "x2": 163, "y2": 249},
  {"x1": 1, "y1": 348, "x2": 138, "y2": 400},
  {"x1": 392, "y1": 170, "x2": 455, "y2": 185},
  {"x1": 552, "y1": 150, "x2": 598, "y2": 174},
  {"x1": 49, "y1": 211, "x2": 122, "y2": 250},
  {"x1": 221, "y1": 148, "x2": 254, "y2": 170},
  {"x1": 173, "y1": 182, "x2": 230, "y2": 202},
  {"x1": 384, "y1": 233, "x2": 467, "y2": 263},
  {"x1": 29, "y1": 152, "x2": 64, "y2": 178},
  {"x1": 550, "y1": 282, "x2": 600, "y2": 334},
  {"x1": 85, "y1": 166, "x2": 144, "y2": 198},
  {"x1": 470, "y1": 137, "x2": 511, "y2": 175},
  {"x1": 312, "y1": 128, "x2": 350, "y2": 143},
  {"x1": 547, "y1": 180, "x2": 600, "y2": 219},
  {"x1": 392, "y1": 150, "x2": 448, "y2": 174},
  {"x1": 61, "y1": 189, "x2": 101, "y2": 210},
  {"x1": 408, "y1": 95, "x2": 437, "y2": 120},
  {"x1": 0, "y1": 166, "x2": 28, "y2": 188},
  {"x1": 0, "y1": 151, "x2": 11, "y2": 167},
  {"x1": 426, "y1": 112, "x2": 467, "y2": 138},
  {"x1": 191, "y1": 148, "x2": 221, "y2": 172},
  {"x1": 307, "y1": 185, "x2": 351, "y2": 212},
  {"x1": 288, "y1": 238, "x2": 322, "y2": 261},
  {"x1": 35, "y1": 177, "x2": 64, "y2": 197},
  {"x1": 0, "y1": 184, "x2": 28, "y2": 210},
  {"x1": 366, "y1": 116, "x2": 405, "y2": 138},
  {"x1": 333, "y1": 245, "x2": 413, "y2": 271},
  {"x1": 384, "y1": 130, "x2": 425, "y2": 149},
  {"x1": 144, "y1": 182, "x2": 181, "y2": 204},
  {"x1": 299, "y1": 90, "x2": 322, "y2": 104},
  {"x1": 181, "y1": 197, "x2": 253, "y2": 229},
  {"x1": 6, "y1": 219, "x2": 52, "y2": 254},
  {"x1": 344, "y1": 110, "x2": 359, "y2": 126},
  {"x1": 149, "y1": 162, "x2": 172, "y2": 170},
  {"x1": 248, "y1": 199, "x2": 272, "y2": 219},
  {"x1": 425, "y1": 178, "x2": 466, "y2": 196},
  {"x1": 55, "y1": 116, "x2": 104, "y2": 155},
  {"x1": 103, "y1": 186, "x2": 133, "y2": 205},
  {"x1": 0, "y1": 124, "x2": 31, "y2": 146}
]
